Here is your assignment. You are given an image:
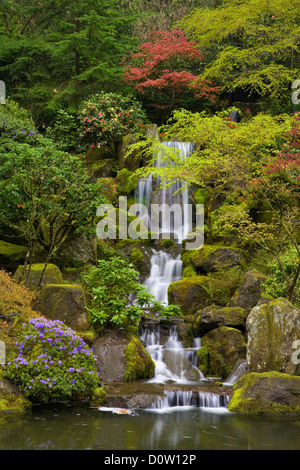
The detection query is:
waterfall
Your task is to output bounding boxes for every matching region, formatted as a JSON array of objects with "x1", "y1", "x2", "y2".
[
  {"x1": 135, "y1": 141, "x2": 194, "y2": 306},
  {"x1": 144, "y1": 250, "x2": 182, "y2": 305},
  {"x1": 140, "y1": 324, "x2": 204, "y2": 384},
  {"x1": 149, "y1": 390, "x2": 229, "y2": 410}
]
